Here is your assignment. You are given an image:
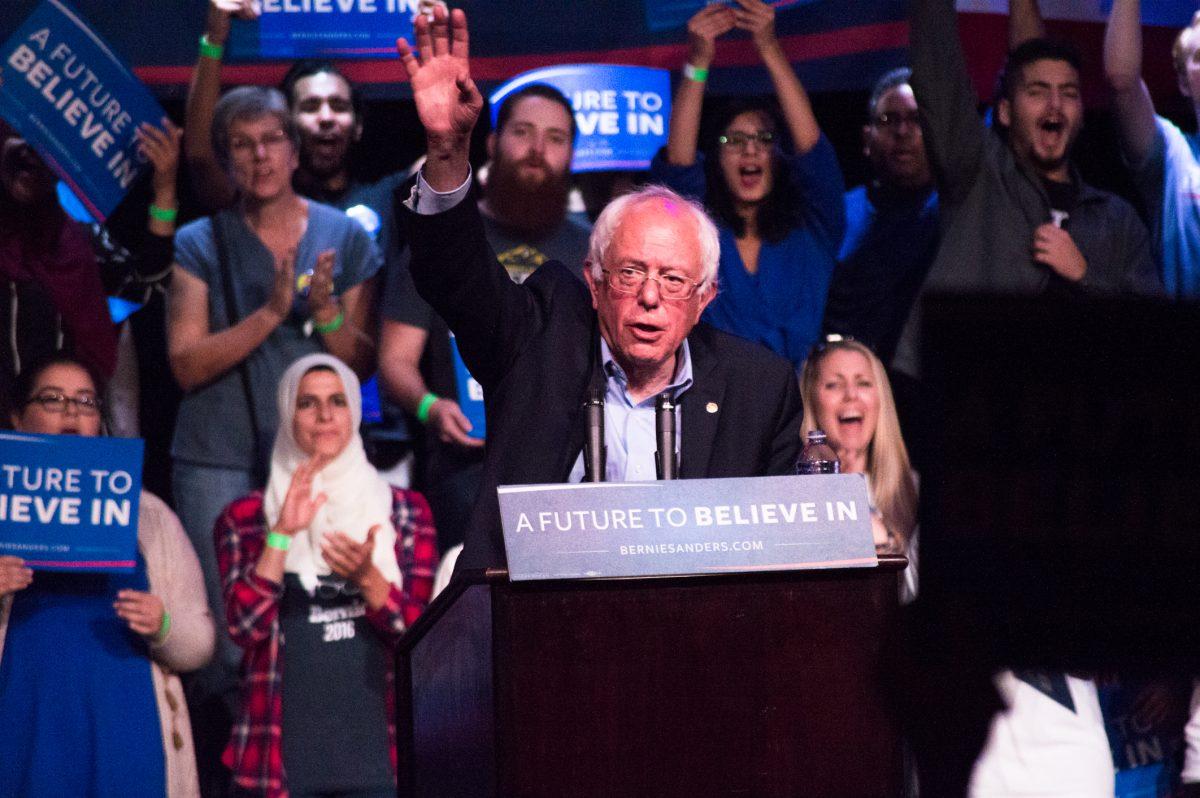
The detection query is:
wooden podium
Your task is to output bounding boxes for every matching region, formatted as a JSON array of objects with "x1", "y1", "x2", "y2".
[{"x1": 395, "y1": 558, "x2": 906, "y2": 797}]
